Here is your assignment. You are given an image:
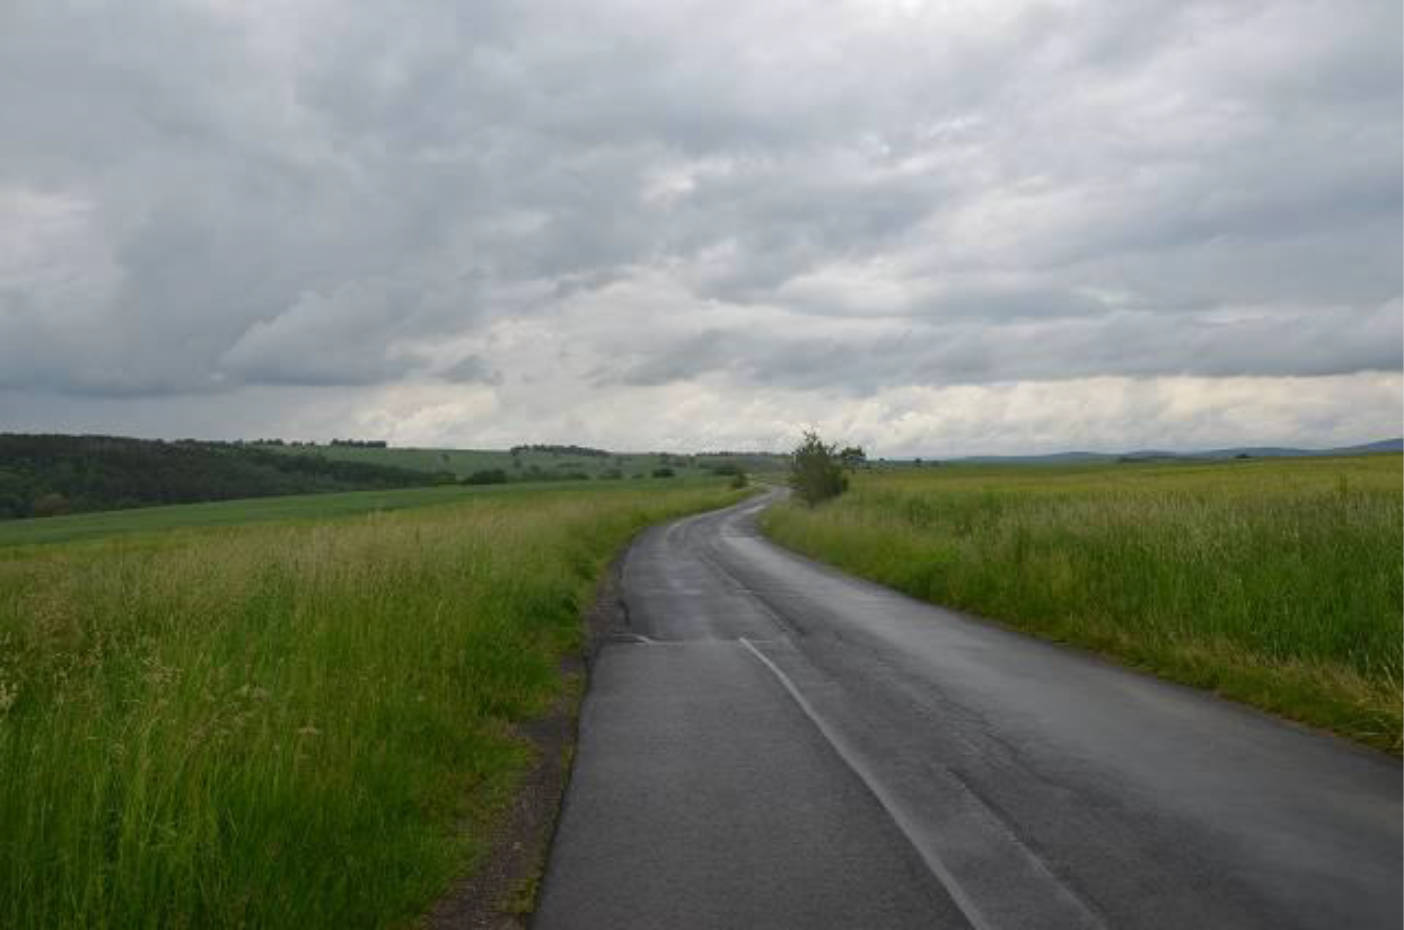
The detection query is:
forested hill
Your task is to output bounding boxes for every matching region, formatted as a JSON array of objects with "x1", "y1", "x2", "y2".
[{"x1": 0, "y1": 434, "x2": 442, "y2": 519}]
